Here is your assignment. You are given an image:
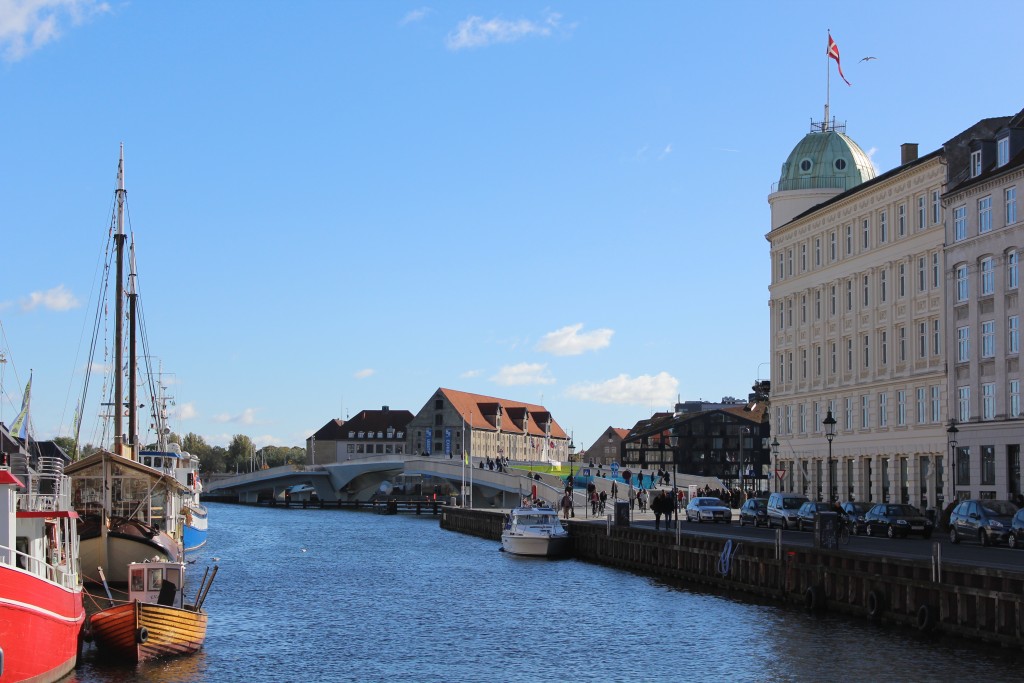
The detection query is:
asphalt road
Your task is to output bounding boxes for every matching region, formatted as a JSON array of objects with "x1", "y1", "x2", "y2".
[{"x1": 623, "y1": 516, "x2": 1024, "y2": 572}]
